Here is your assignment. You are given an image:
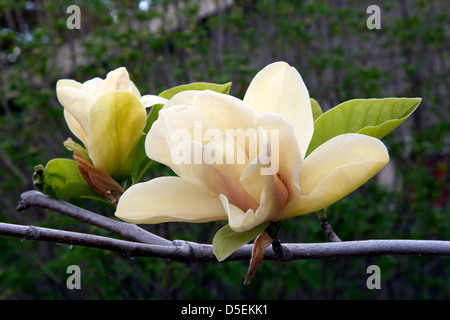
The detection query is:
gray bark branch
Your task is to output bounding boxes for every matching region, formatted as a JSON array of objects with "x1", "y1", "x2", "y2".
[
  {"x1": 16, "y1": 190, "x2": 172, "y2": 246},
  {"x1": 1, "y1": 222, "x2": 450, "y2": 262},
  {"x1": 1, "y1": 190, "x2": 449, "y2": 263}
]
